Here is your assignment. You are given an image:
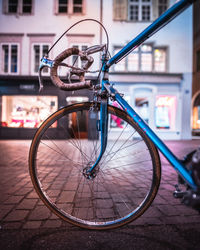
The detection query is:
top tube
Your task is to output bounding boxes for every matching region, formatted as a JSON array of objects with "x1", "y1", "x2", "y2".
[{"x1": 106, "y1": 0, "x2": 195, "y2": 69}]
